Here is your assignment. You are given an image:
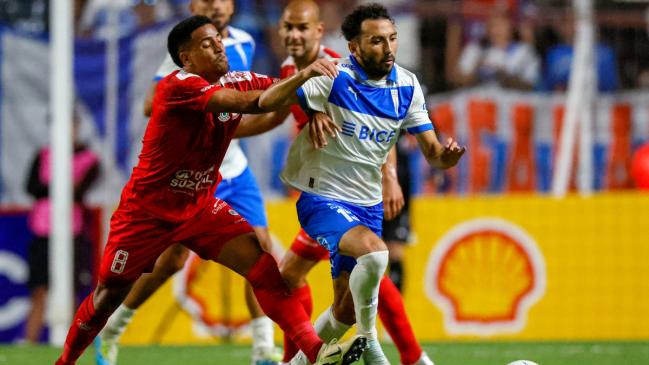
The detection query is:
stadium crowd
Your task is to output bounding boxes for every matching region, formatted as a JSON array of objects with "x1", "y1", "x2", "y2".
[{"x1": 3, "y1": 0, "x2": 649, "y2": 91}]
